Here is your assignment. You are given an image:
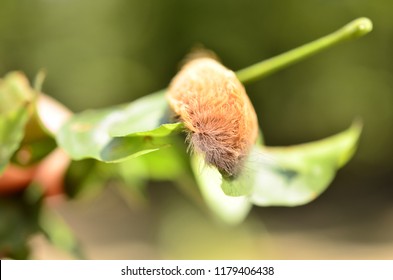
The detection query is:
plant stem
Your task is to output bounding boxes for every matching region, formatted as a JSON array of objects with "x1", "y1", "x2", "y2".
[
  {"x1": 236, "y1": 17, "x2": 373, "y2": 84},
  {"x1": 33, "y1": 70, "x2": 47, "y2": 93}
]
